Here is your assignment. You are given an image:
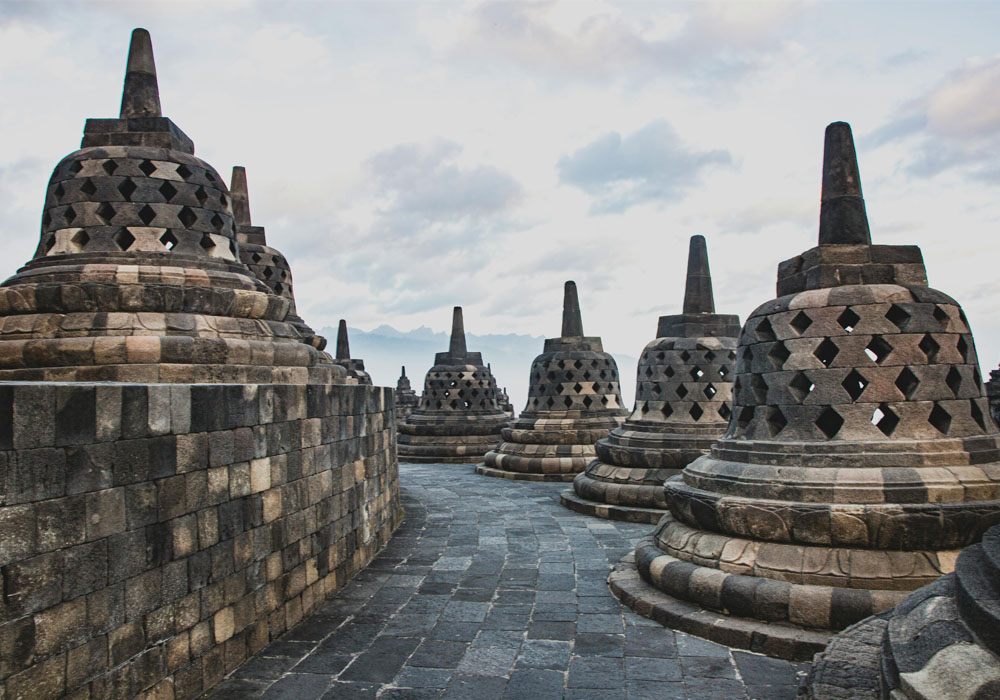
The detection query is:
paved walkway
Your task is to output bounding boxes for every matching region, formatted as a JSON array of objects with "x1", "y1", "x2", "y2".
[{"x1": 207, "y1": 463, "x2": 807, "y2": 700}]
